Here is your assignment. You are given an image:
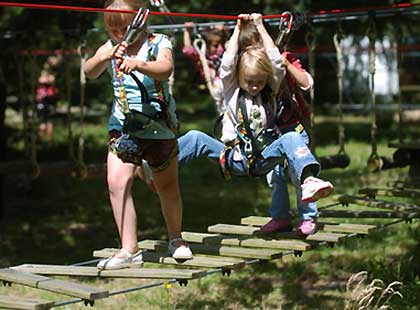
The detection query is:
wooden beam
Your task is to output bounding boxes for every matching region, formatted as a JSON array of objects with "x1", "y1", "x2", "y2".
[
  {"x1": 181, "y1": 231, "x2": 311, "y2": 251},
  {"x1": 0, "y1": 295, "x2": 54, "y2": 310},
  {"x1": 0, "y1": 268, "x2": 108, "y2": 300},
  {"x1": 12, "y1": 264, "x2": 205, "y2": 280},
  {"x1": 137, "y1": 240, "x2": 284, "y2": 260},
  {"x1": 92, "y1": 249, "x2": 245, "y2": 270},
  {"x1": 240, "y1": 216, "x2": 376, "y2": 234},
  {"x1": 208, "y1": 223, "x2": 347, "y2": 243}
]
